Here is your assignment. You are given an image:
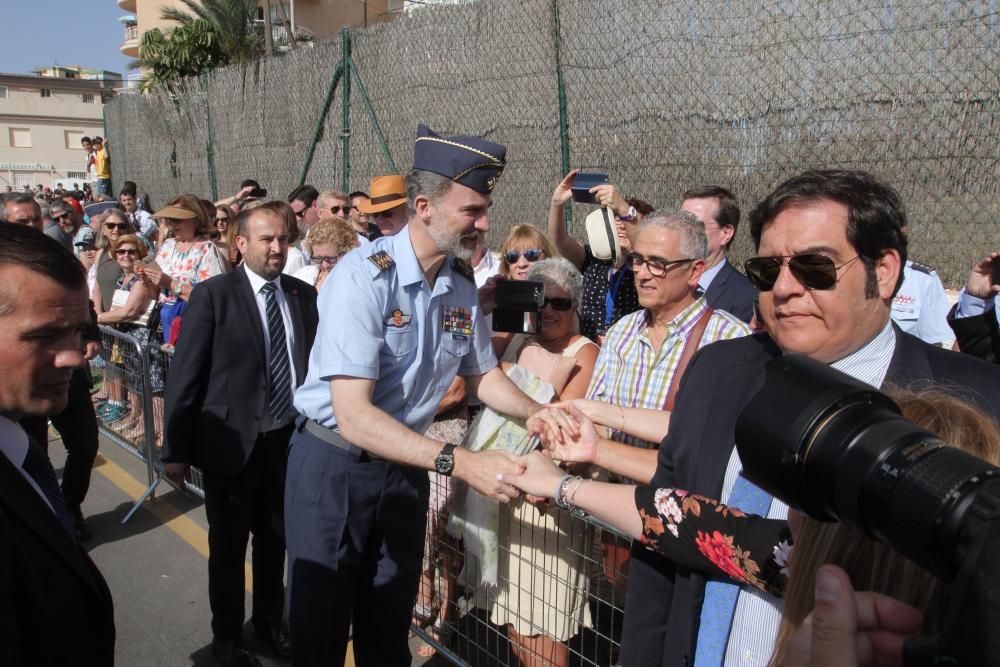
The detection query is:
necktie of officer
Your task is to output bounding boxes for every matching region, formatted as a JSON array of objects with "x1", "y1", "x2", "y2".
[
  {"x1": 260, "y1": 282, "x2": 293, "y2": 421},
  {"x1": 693, "y1": 473, "x2": 773, "y2": 667},
  {"x1": 22, "y1": 438, "x2": 76, "y2": 539}
]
